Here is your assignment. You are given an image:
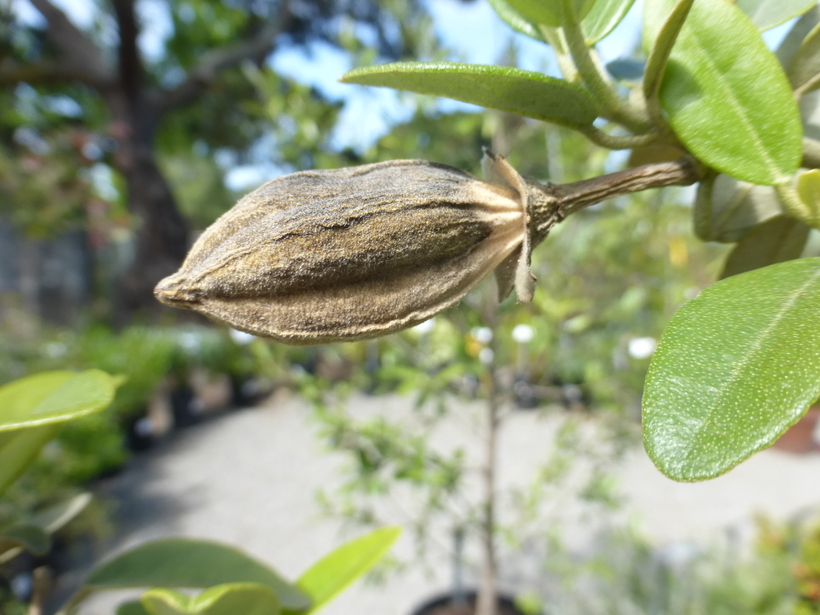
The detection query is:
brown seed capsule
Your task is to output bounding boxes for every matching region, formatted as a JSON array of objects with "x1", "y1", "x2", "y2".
[{"x1": 154, "y1": 155, "x2": 547, "y2": 345}]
